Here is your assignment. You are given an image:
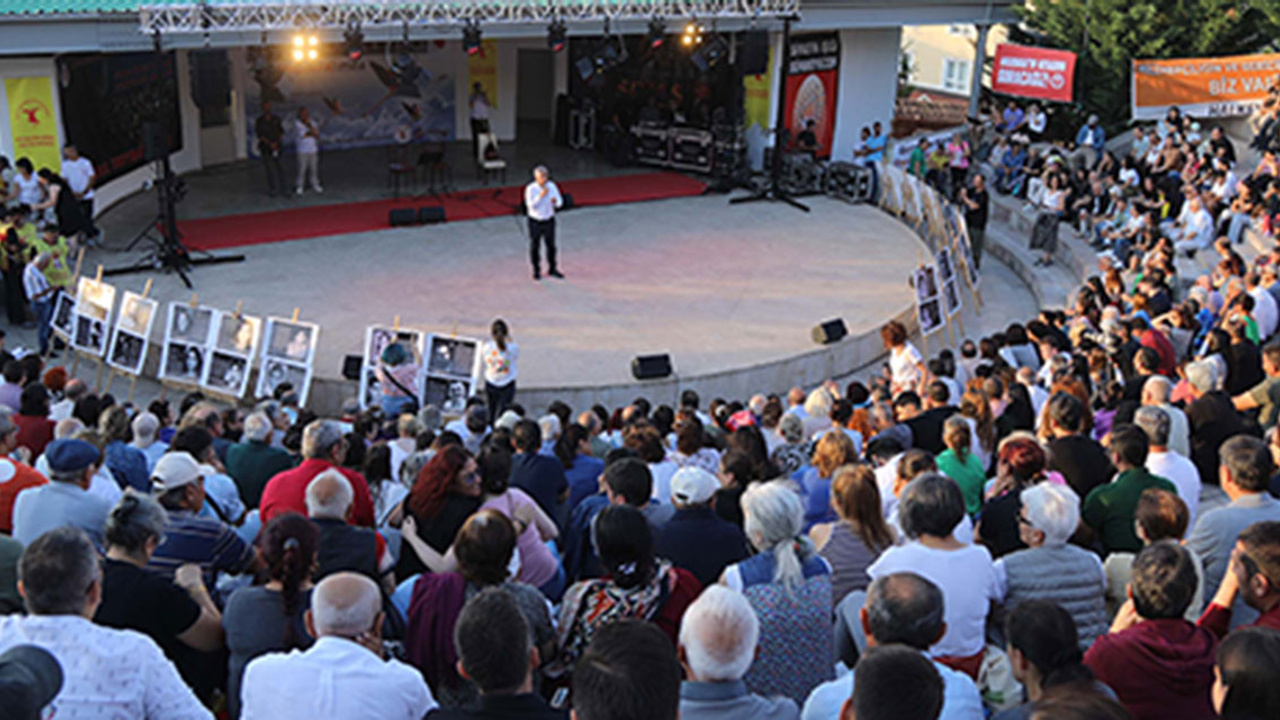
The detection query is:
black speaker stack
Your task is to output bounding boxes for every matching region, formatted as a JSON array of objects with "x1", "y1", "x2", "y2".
[{"x1": 389, "y1": 206, "x2": 447, "y2": 227}]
